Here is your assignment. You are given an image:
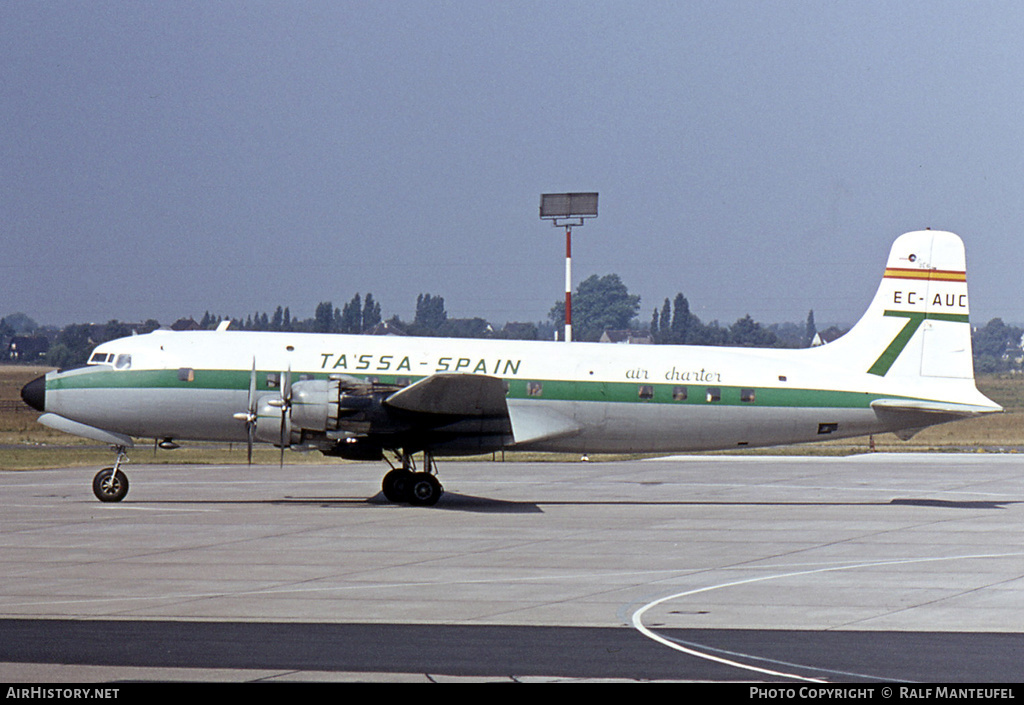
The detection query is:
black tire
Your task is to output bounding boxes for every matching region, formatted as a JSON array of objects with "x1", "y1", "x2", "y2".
[
  {"x1": 382, "y1": 469, "x2": 412, "y2": 503},
  {"x1": 407, "y1": 472, "x2": 443, "y2": 507},
  {"x1": 93, "y1": 467, "x2": 129, "y2": 503}
]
